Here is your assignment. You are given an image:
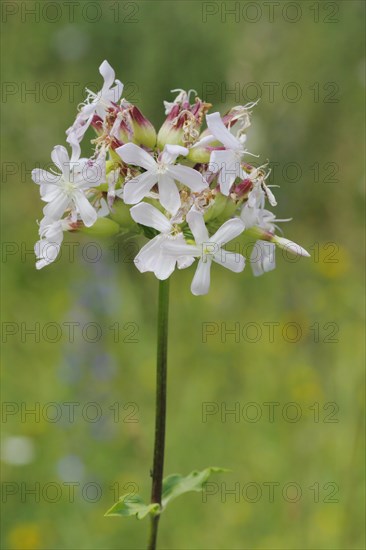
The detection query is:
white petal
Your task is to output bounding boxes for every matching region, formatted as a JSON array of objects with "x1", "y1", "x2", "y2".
[
  {"x1": 157, "y1": 174, "x2": 181, "y2": 215},
  {"x1": 160, "y1": 144, "x2": 188, "y2": 165},
  {"x1": 135, "y1": 235, "x2": 177, "y2": 280},
  {"x1": 209, "y1": 150, "x2": 239, "y2": 196},
  {"x1": 240, "y1": 204, "x2": 260, "y2": 228},
  {"x1": 32, "y1": 169, "x2": 61, "y2": 201},
  {"x1": 177, "y1": 255, "x2": 195, "y2": 269},
  {"x1": 134, "y1": 237, "x2": 161, "y2": 273},
  {"x1": 51, "y1": 146, "x2": 70, "y2": 179},
  {"x1": 116, "y1": 143, "x2": 156, "y2": 171},
  {"x1": 167, "y1": 165, "x2": 207, "y2": 192},
  {"x1": 211, "y1": 218, "x2": 245, "y2": 246},
  {"x1": 97, "y1": 198, "x2": 110, "y2": 218},
  {"x1": 190, "y1": 134, "x2": 216, "y2": 149},
  {"x1": 35, "y1": 239, "x2": 58, "y2": 261},
  {"x1": 43, "y1": 192, "x2": 70, "y2": 220},
  {"x1": 41, "y1": 185, "x2": 64, "y2": 203},
  {"x1": 154, "y1": 253, "x2": 177, "y2": 280},
  {"x1": 162, "y1": 240, "x2": 199, "y2": 257},
  {"x1": 123, "y1": 172, "x2": 158, "y2": 204},
  {"x1": 108, "y1": 81, "x2": 124, "y2": 103},
  {"x1": 161, "y1": 234, "x2": 196, "y2": 269},
  {"x1": 247, "y1": 185, "x2": 262, "y2": 209},
  {"x1": 99, "y1": 60, "x2": 115, "y2": 90},
  {"x1": 251, "y1": 241, "x2": 276, "y2": 276},
  {"x1": 275, "y1": 237, "x2": 310, "y2": 257},
  {"x1": 66, "y1": 118, "x2": 90, "y2": 143},
  {"x1": 130, "y1": 203, "x2": 171, "y2": 233},
  {"x1": 73, "y1": 192, "x2": 97, "y2": 227},
  {"x1": 186, "y1": 210, "x2": 209, "y2": 244},
  {"x1": 264, "y1": 184, "x2": 277, "y2": 207},
  {"x1": 35, "y1": 238, "x2": 61, "y2": 269},
  {"x1": 39, "y1": 218, "x2": 63, "y2": 241},
  {"x1": 74, "y1": 159, "x2": 105, "y2": 189},
  {"x1": 191, "y1": 258, "x2": 212, "y2": 296},
  {"x1": 213, "y1": 251, "x2": 245, "y2": 272},
  {"x1": 206, "y1": 112, "x2": 240, "y2": 150},
  {"x1": 67, "y1": 132, "x2": 81, "y2": 163},
  {"x1": 32, "y1": 169, "x2": 59, "y2": 186}
]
